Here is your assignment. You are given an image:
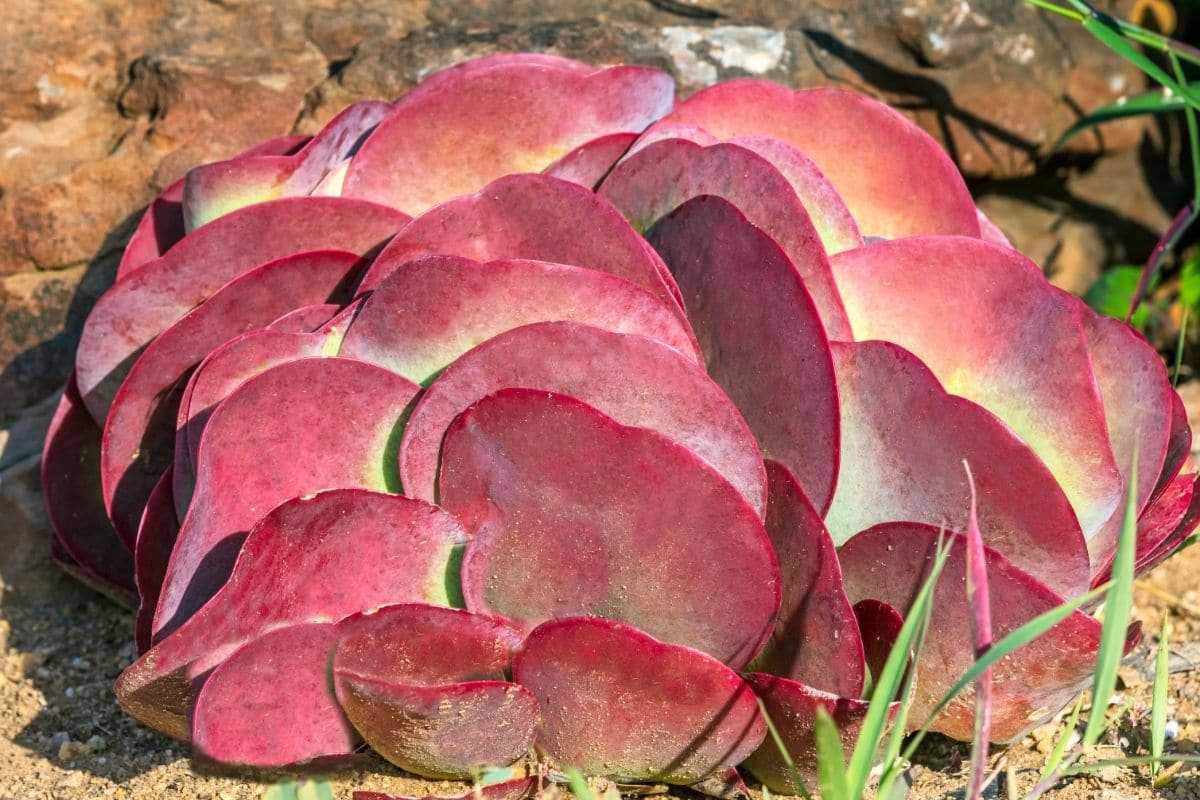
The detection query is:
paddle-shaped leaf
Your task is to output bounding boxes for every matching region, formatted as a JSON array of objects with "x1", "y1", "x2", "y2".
[
  {"x1": 514, "y1": 617, "x2": 766, "y2": 783},
  {"x1": 441, "y1": 389, "x2": 779, "y2": 668},
  {"x1": 116, "y1": 490, "x2": 467, "y2": 739}
]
